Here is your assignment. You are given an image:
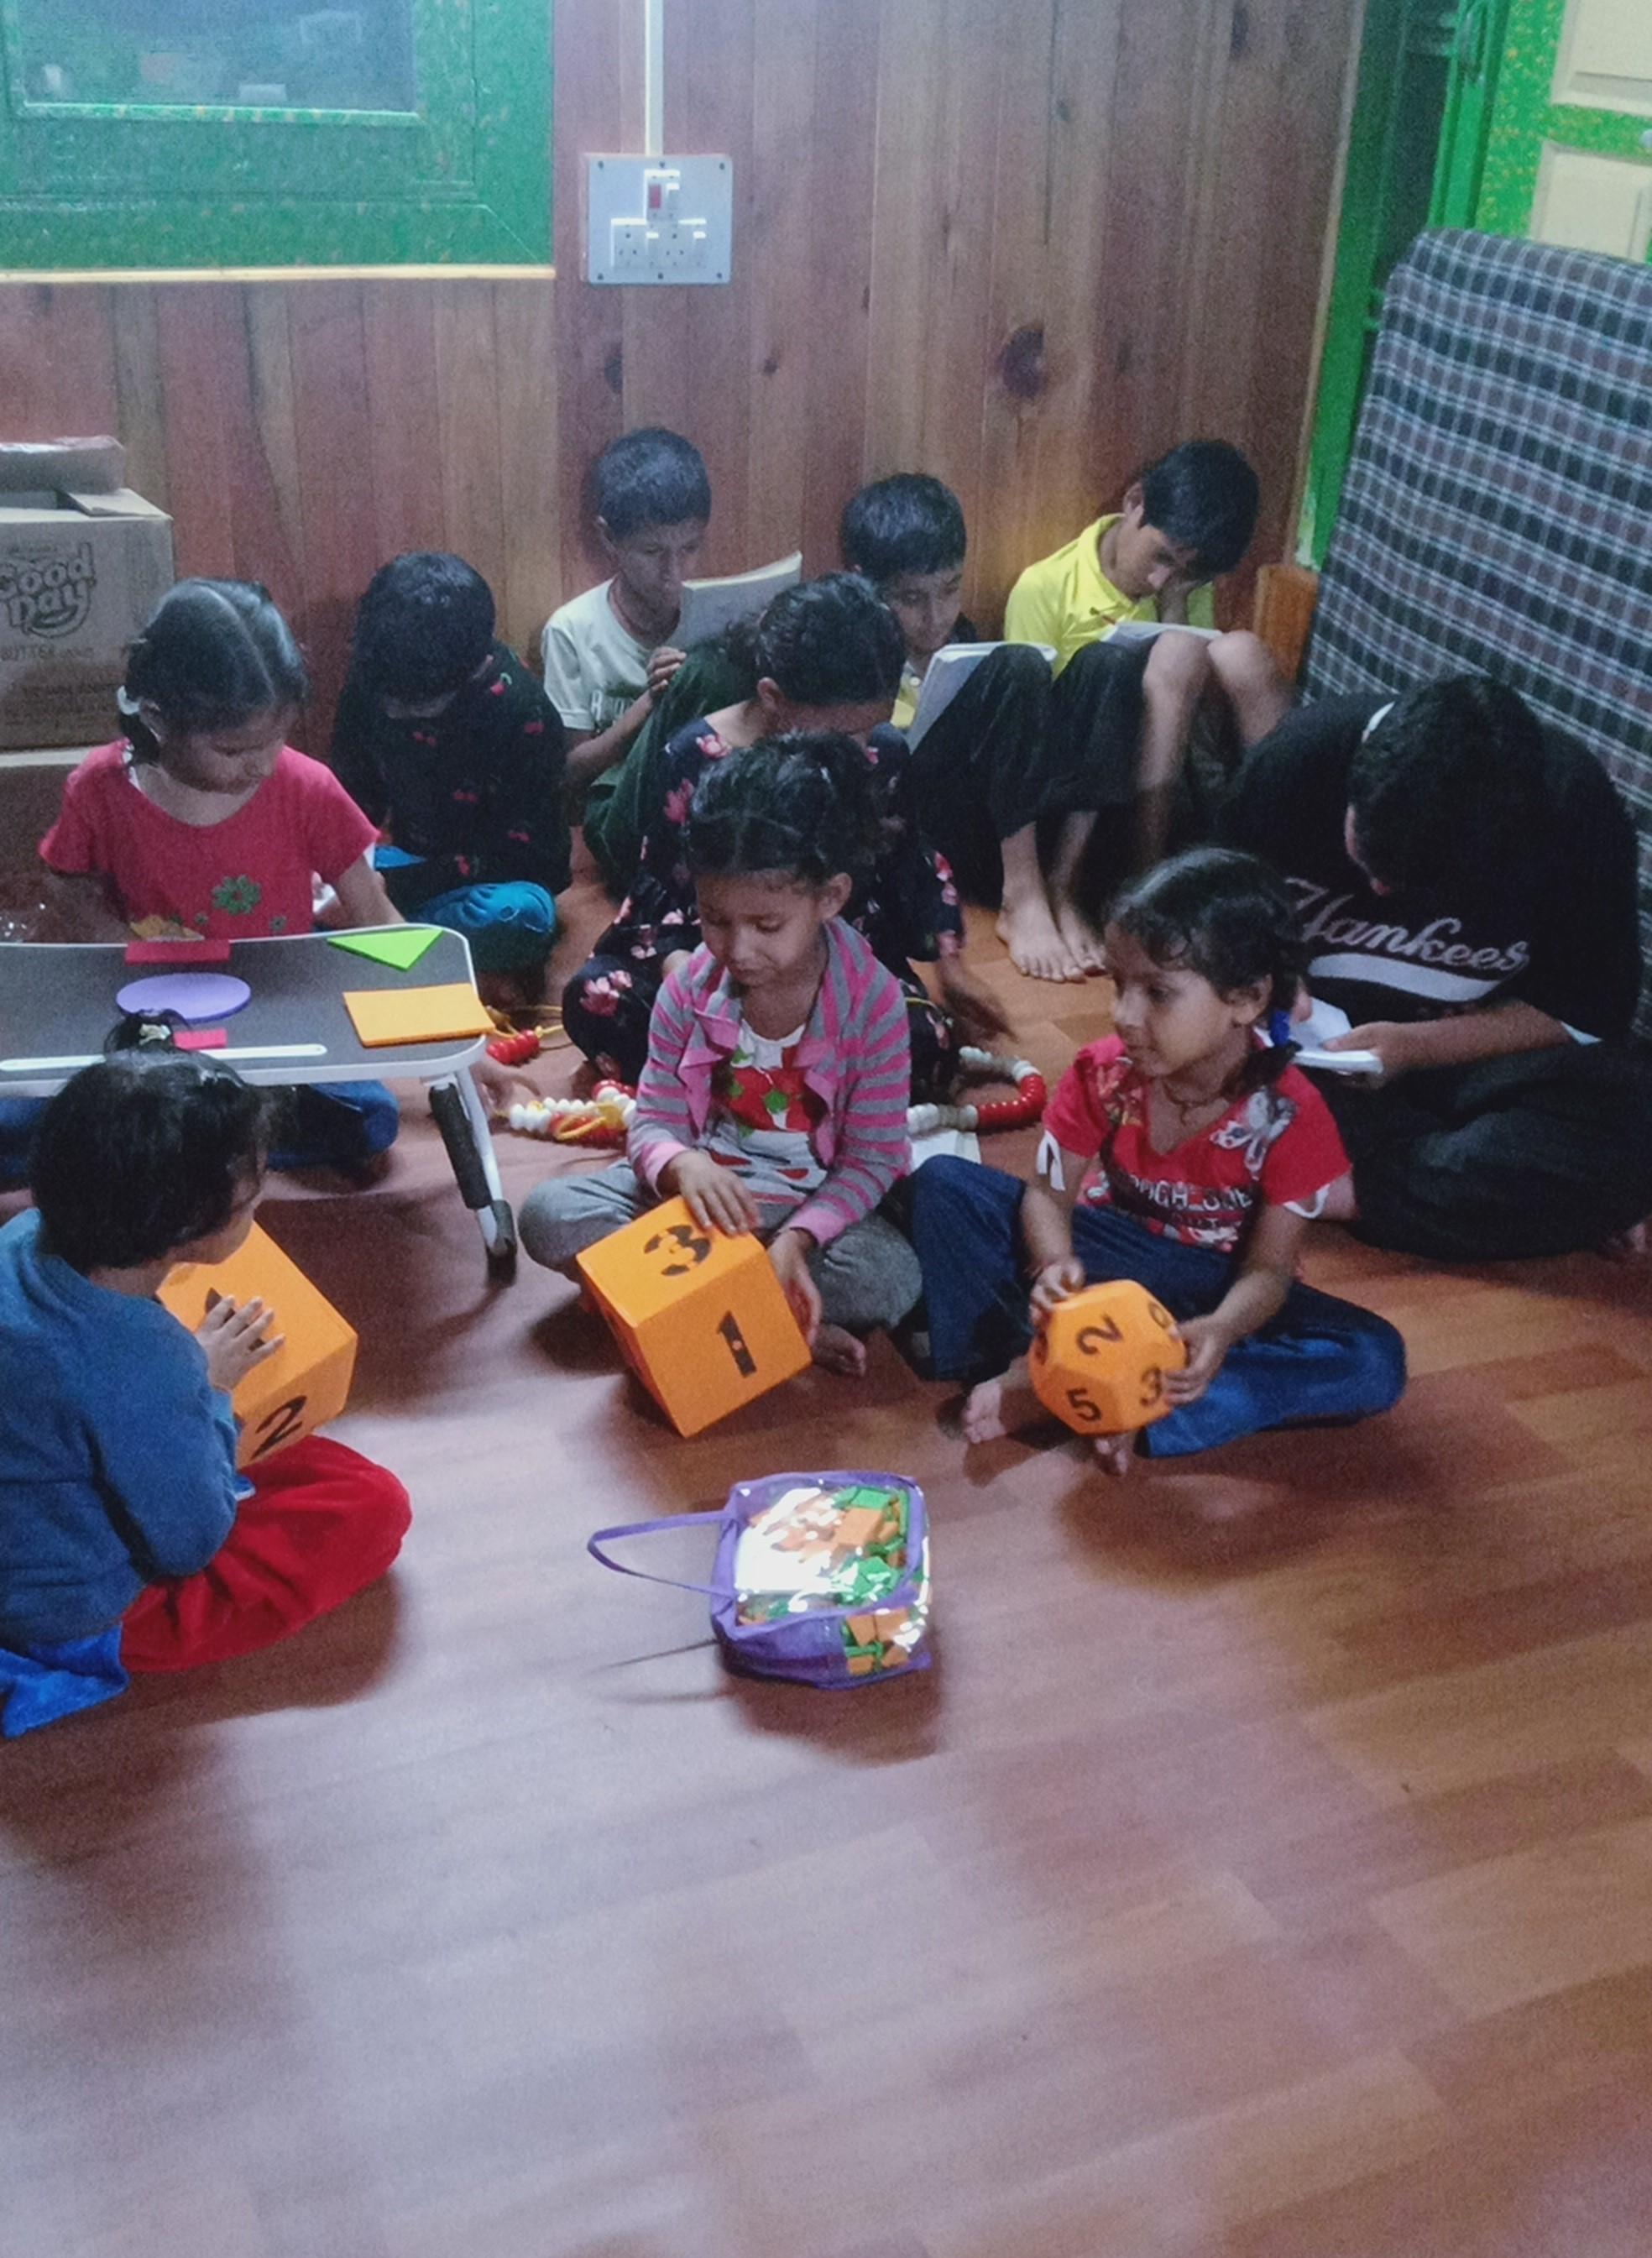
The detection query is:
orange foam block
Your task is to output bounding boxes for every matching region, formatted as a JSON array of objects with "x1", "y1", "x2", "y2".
[
  {"x1": 577, "y1": 1194, "x2": 812, "y2": 1436},
  {"x1": 159, "y1": 1223, "x2": 358, "y2": 1466},
  {"x1": 342, "y1": 982, "x2": 493, "y2": 1048},
  {"x1": 1030, "y1": 1278, "x2": 1188, "y2": 1435}
]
